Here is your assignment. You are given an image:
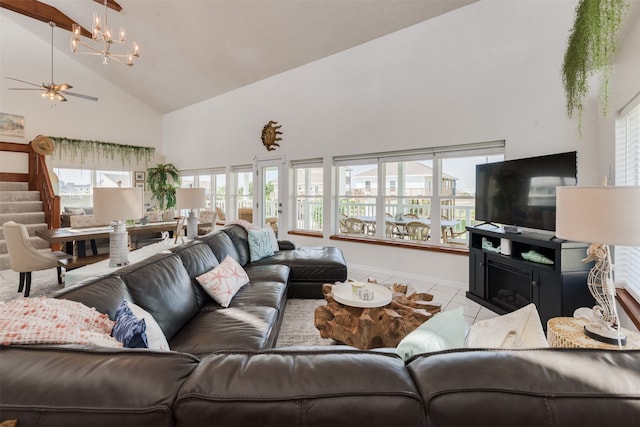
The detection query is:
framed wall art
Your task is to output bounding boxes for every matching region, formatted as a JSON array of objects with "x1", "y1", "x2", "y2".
[
  {"x1": 0, "y1": 113, "x2": 25, "y2": 137},
  {"x1": 135, "y1": 171, "x2": 146, "y2": 181}
]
